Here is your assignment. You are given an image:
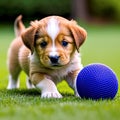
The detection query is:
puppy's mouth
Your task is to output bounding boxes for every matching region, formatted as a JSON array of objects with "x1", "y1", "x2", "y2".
[{"x1": 50, "y1": 63, "x2": 63, "y2": 69}]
